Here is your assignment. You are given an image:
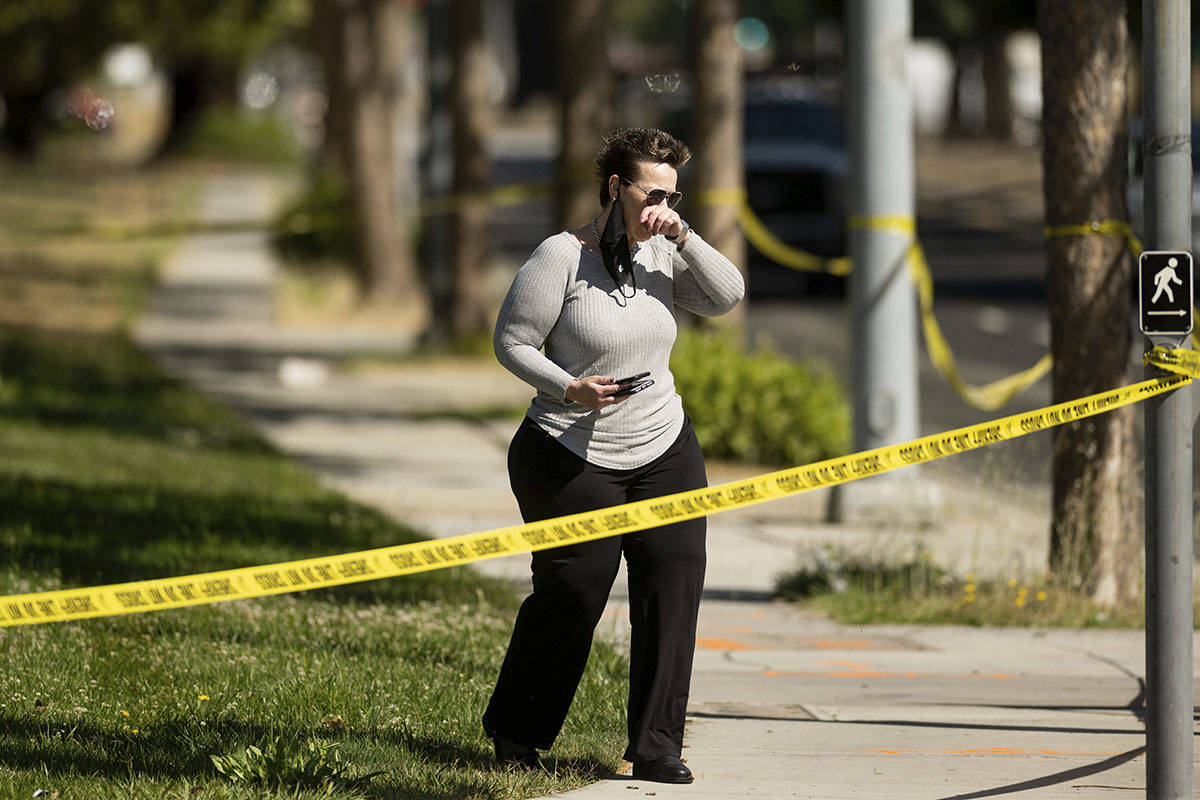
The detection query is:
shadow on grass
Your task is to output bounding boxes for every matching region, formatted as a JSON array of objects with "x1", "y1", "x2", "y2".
[
  {"x1": 0, "y1": 325, "x2": 516, "y2": 608},
  {"x1": 0, "y1": 714, "x2": 266, "y2": 782},
  {"x1": 0, "y1": 325, "x2": 272, "y2": 455},
  {"x1": 0, "y1": 472, "x2": 509, "y2": 607},
  {"x1": 386, "y1": 730, "x2": 612, "y2": 780},
  {"x1": 0, "y1": 715, "x2": 611, "y2": 799}
]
